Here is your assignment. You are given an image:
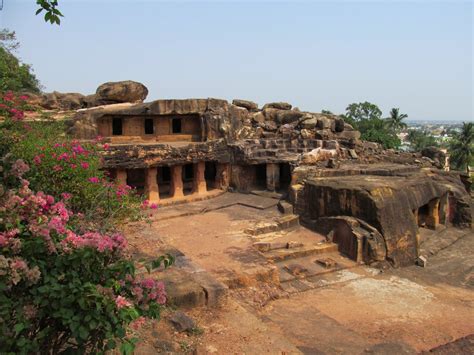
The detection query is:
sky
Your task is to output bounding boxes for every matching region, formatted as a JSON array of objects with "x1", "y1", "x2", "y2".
[{"x1": 0, "y1": 0, "x2": 472, "y2": 121}]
